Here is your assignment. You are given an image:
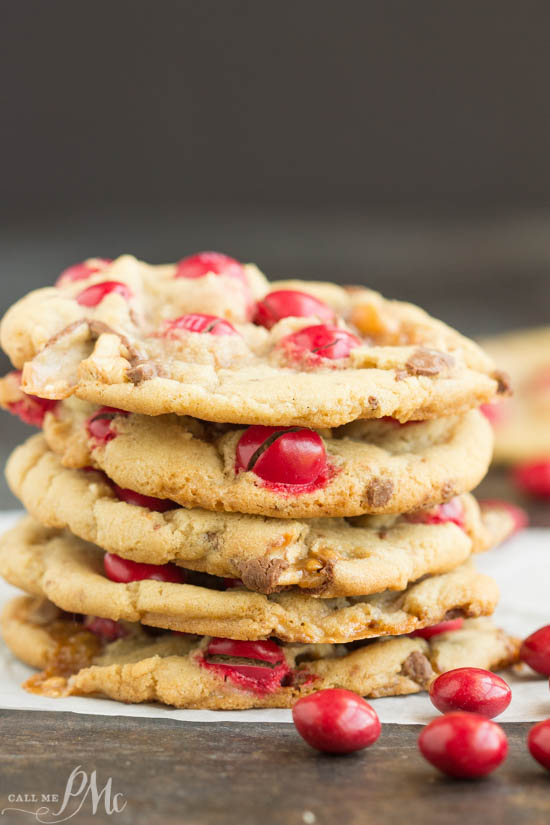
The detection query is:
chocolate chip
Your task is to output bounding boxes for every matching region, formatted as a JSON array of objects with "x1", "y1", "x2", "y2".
[
  {"x1": 493, "y1": 369, "x2": 512, "y2": 395},
  {"x1": 364, "y1": 478, "x2": 394, "y2": 508},
  {"x1": 405, "y1": 348, "x2": 455, "y2": 377},
  {"x1": 235, "y1": 558, "x2": 289, "y2": 594},
  {"x1": 400, "y1": 651, "x2": 434, "y2": 687},
  {"x1": 43, "y1": 319, "x2": 88, "y2": 349},
  {"x1": 126, "y1": 361, "x2": 157, "y2": 385},
  {"x1": 443, "y1": 608, "x2": 465, "y2": 620},
  {"x1": 306, "y1": 560, "x2": 336, "y2": 596},
  {"x1": 88, "y1": 320, "x2": 146, "y2": 370}
]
